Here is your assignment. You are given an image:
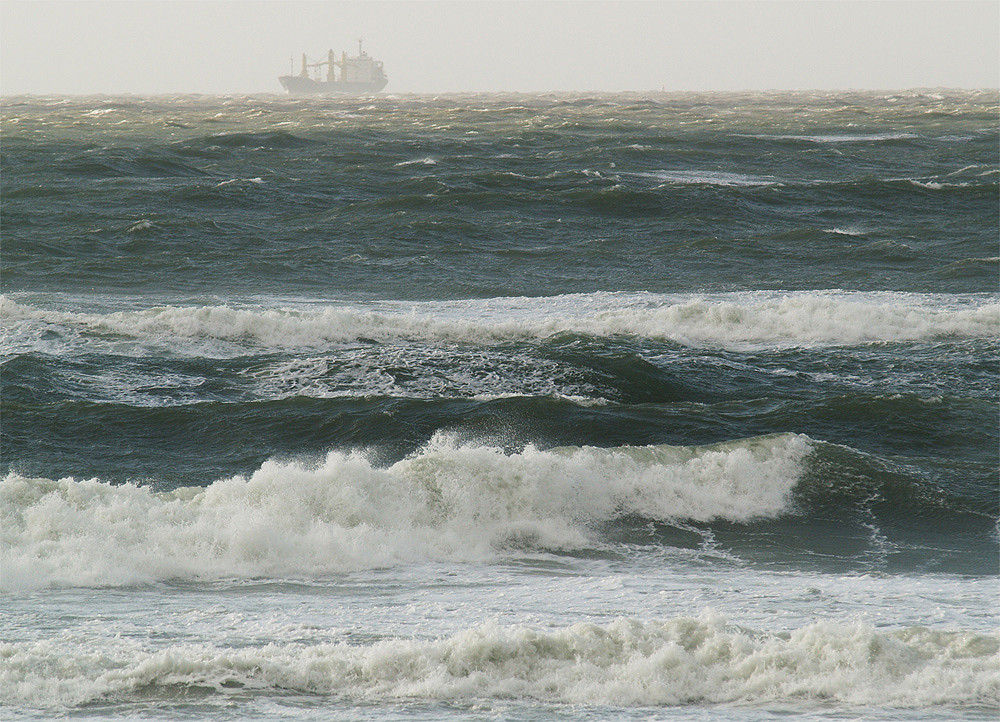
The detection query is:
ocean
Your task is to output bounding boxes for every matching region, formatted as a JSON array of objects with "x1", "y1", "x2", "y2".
[{"x1": 1, "y1": 90, "x2": 998, "y2": 720}]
